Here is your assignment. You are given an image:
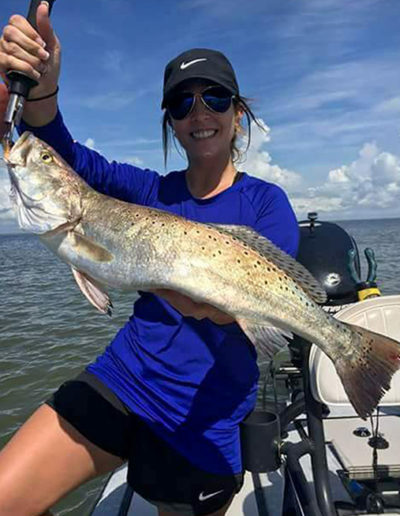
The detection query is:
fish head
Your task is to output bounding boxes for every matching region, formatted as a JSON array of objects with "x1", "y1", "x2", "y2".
[{"x1": 4, "y1": 132, "x2": 83, "y2": 234}]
